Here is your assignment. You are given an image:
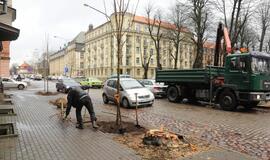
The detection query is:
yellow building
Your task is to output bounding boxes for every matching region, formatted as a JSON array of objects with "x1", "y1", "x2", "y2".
[
  {"x1": 84, "y1": 13, "x2": 194, "y2": 80},
  {"x1": 49, "y1": 32, "x2": 85, "y2": 77}
]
